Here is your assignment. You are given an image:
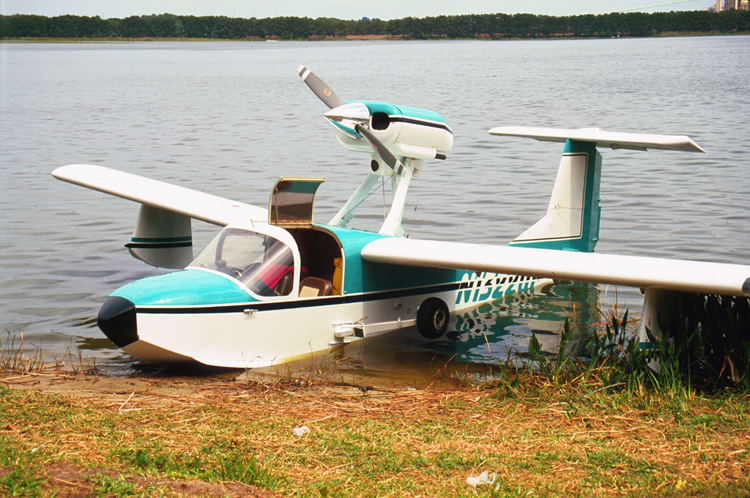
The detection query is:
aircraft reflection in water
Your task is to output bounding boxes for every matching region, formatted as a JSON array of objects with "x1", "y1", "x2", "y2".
[{"x1": 442, "y1": 281, "x2": 598, "y2": 362}]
